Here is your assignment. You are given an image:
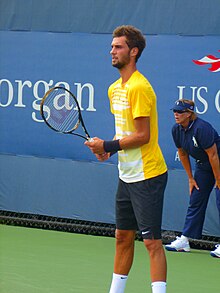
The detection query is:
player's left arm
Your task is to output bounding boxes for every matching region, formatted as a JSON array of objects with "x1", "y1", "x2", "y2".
[
  {"x1": 84, "y1": 117, "x2": 150, "y2": 154},
  {"x1": 205, "y1": 143, "x2": 220, "y2": 188},
  {"x1": 119, "y1": 116, "x2": 150, "y2": 149}
]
